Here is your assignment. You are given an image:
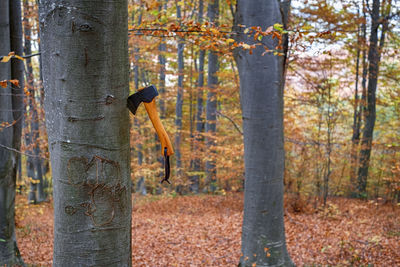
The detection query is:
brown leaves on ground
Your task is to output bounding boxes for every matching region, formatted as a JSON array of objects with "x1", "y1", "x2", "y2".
[
  {"x1": 16, "y1": 194, "x2": 400, "y2": 266},
  {"x1": 15, "y1": 198, "x2": 53, "y2": 266},
  {"x1": 131, "y1": 194, "x2": 242, "y2": 266}
]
